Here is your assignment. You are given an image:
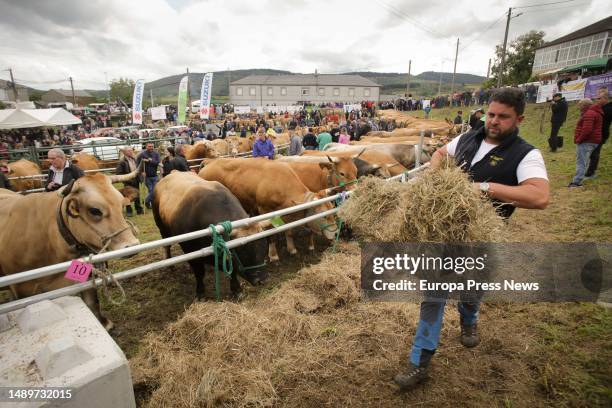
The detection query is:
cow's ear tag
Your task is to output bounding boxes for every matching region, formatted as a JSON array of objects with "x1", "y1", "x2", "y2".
[
  {"x1": 270, "y1": 216, "x2": 285, "y2": 227},
  {"x1": 65, "y1": 260, "x2": 93, "y2": 282}
]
